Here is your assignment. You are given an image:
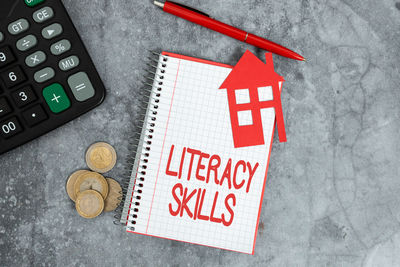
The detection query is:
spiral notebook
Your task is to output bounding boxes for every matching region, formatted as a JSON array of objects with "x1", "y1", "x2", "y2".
[{"x1": 118, "y1": 51, "x2": 283, "y2": 254}]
